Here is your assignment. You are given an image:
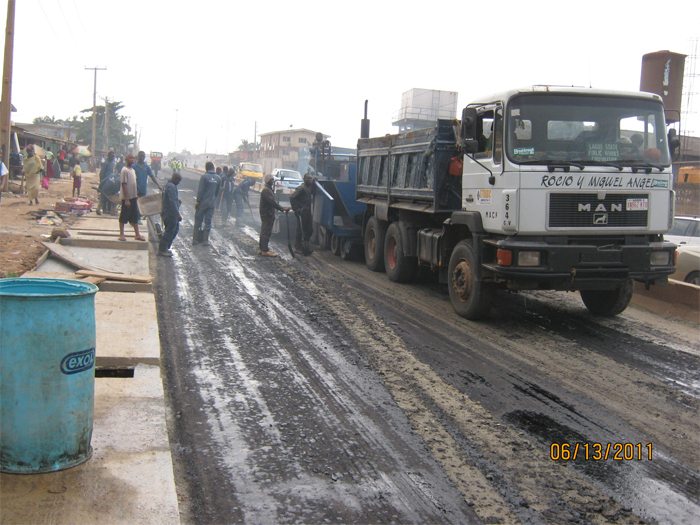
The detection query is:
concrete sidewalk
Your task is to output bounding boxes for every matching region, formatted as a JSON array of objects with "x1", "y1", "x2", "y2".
[{"x1": 0, "y1": 215, "x2": 180, "y2": 524}]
